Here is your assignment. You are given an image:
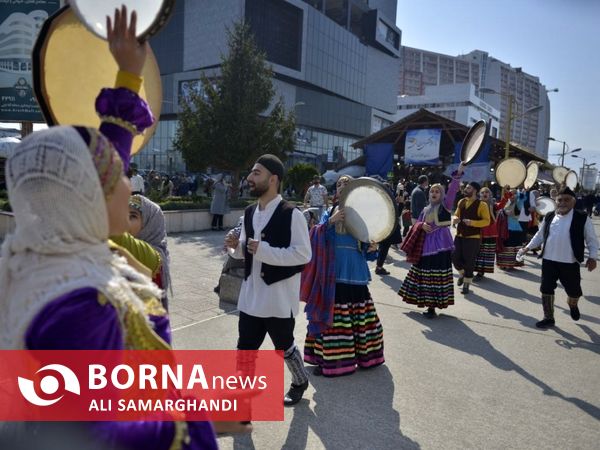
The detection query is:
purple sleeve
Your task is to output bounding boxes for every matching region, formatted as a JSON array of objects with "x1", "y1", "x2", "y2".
[
  {"x1": 25, "y1": 287, "x2": 124, "y2": 350},
  {"x1": 443, "y1": 175, "x2": 462, "y2": 211},
  {"x1": 26, "y1": 289, "x2": 217, "y2": 450},
  {"x1": 95, "y1": 87, "x2": 155, "y2": 170},
  {"x1": 149, "y1": 314, "x2": 172, "y2": 346}
]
